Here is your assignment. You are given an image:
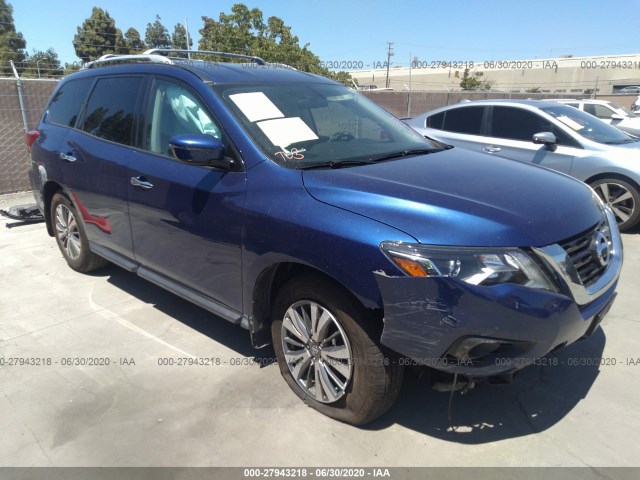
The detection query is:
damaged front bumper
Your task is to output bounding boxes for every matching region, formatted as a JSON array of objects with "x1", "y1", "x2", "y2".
[
  {"x1": 375, "y1": 266, "x2": 618, "y2": 377},
  {"x1": 374, "y1": 206, "x2": 622, "y2": 377}
]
